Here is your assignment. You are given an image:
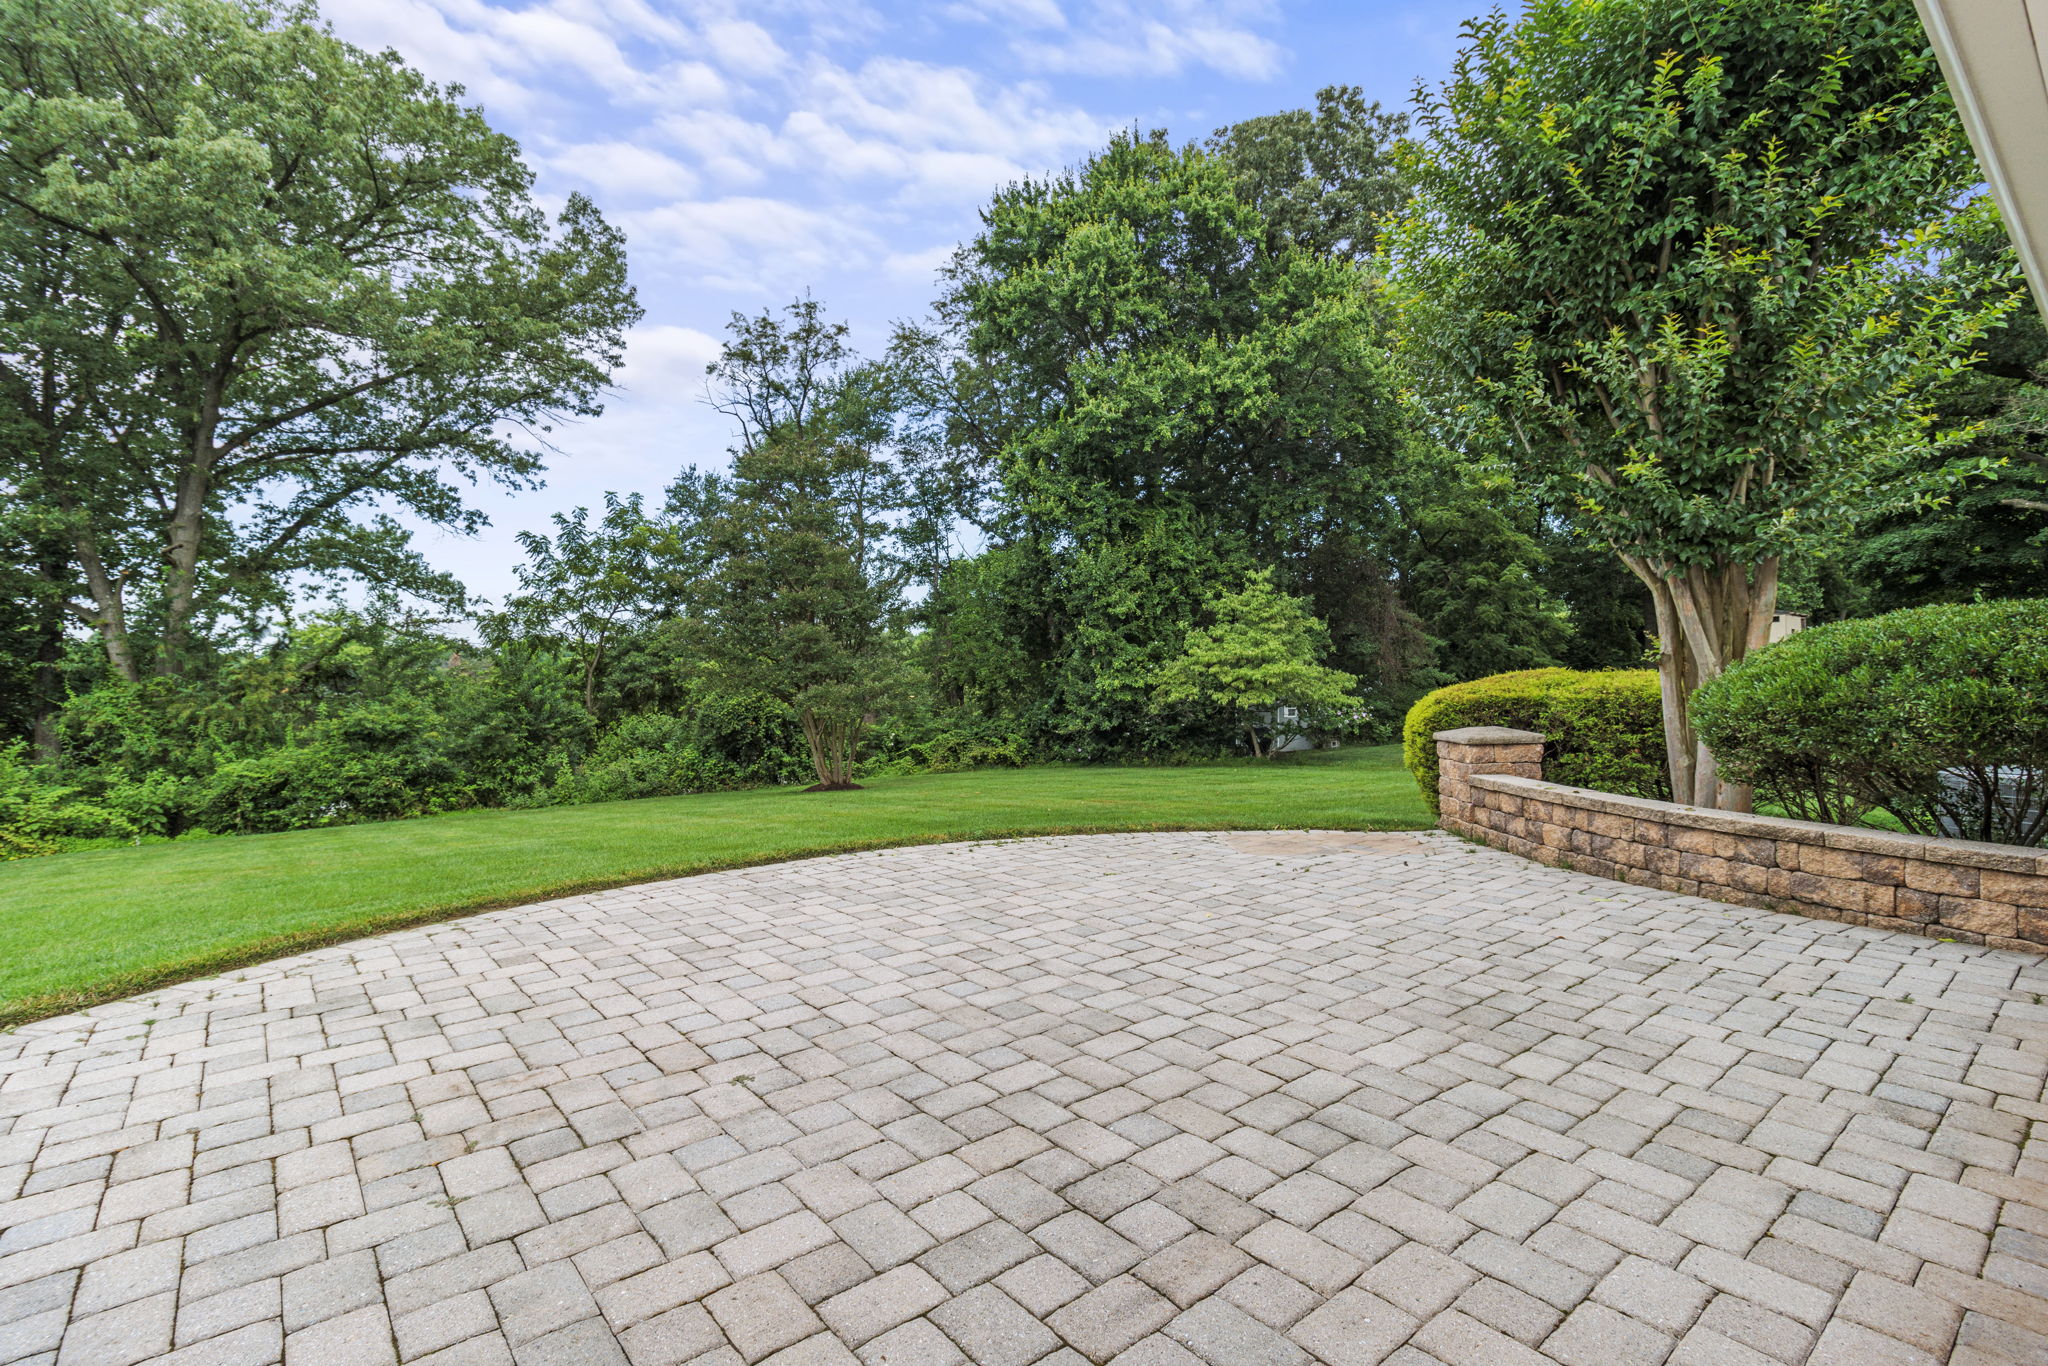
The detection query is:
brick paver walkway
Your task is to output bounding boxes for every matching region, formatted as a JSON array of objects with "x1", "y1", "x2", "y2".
[{"x1": 4, "y1": 830, "x2": 2048, "y2": 1366}]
